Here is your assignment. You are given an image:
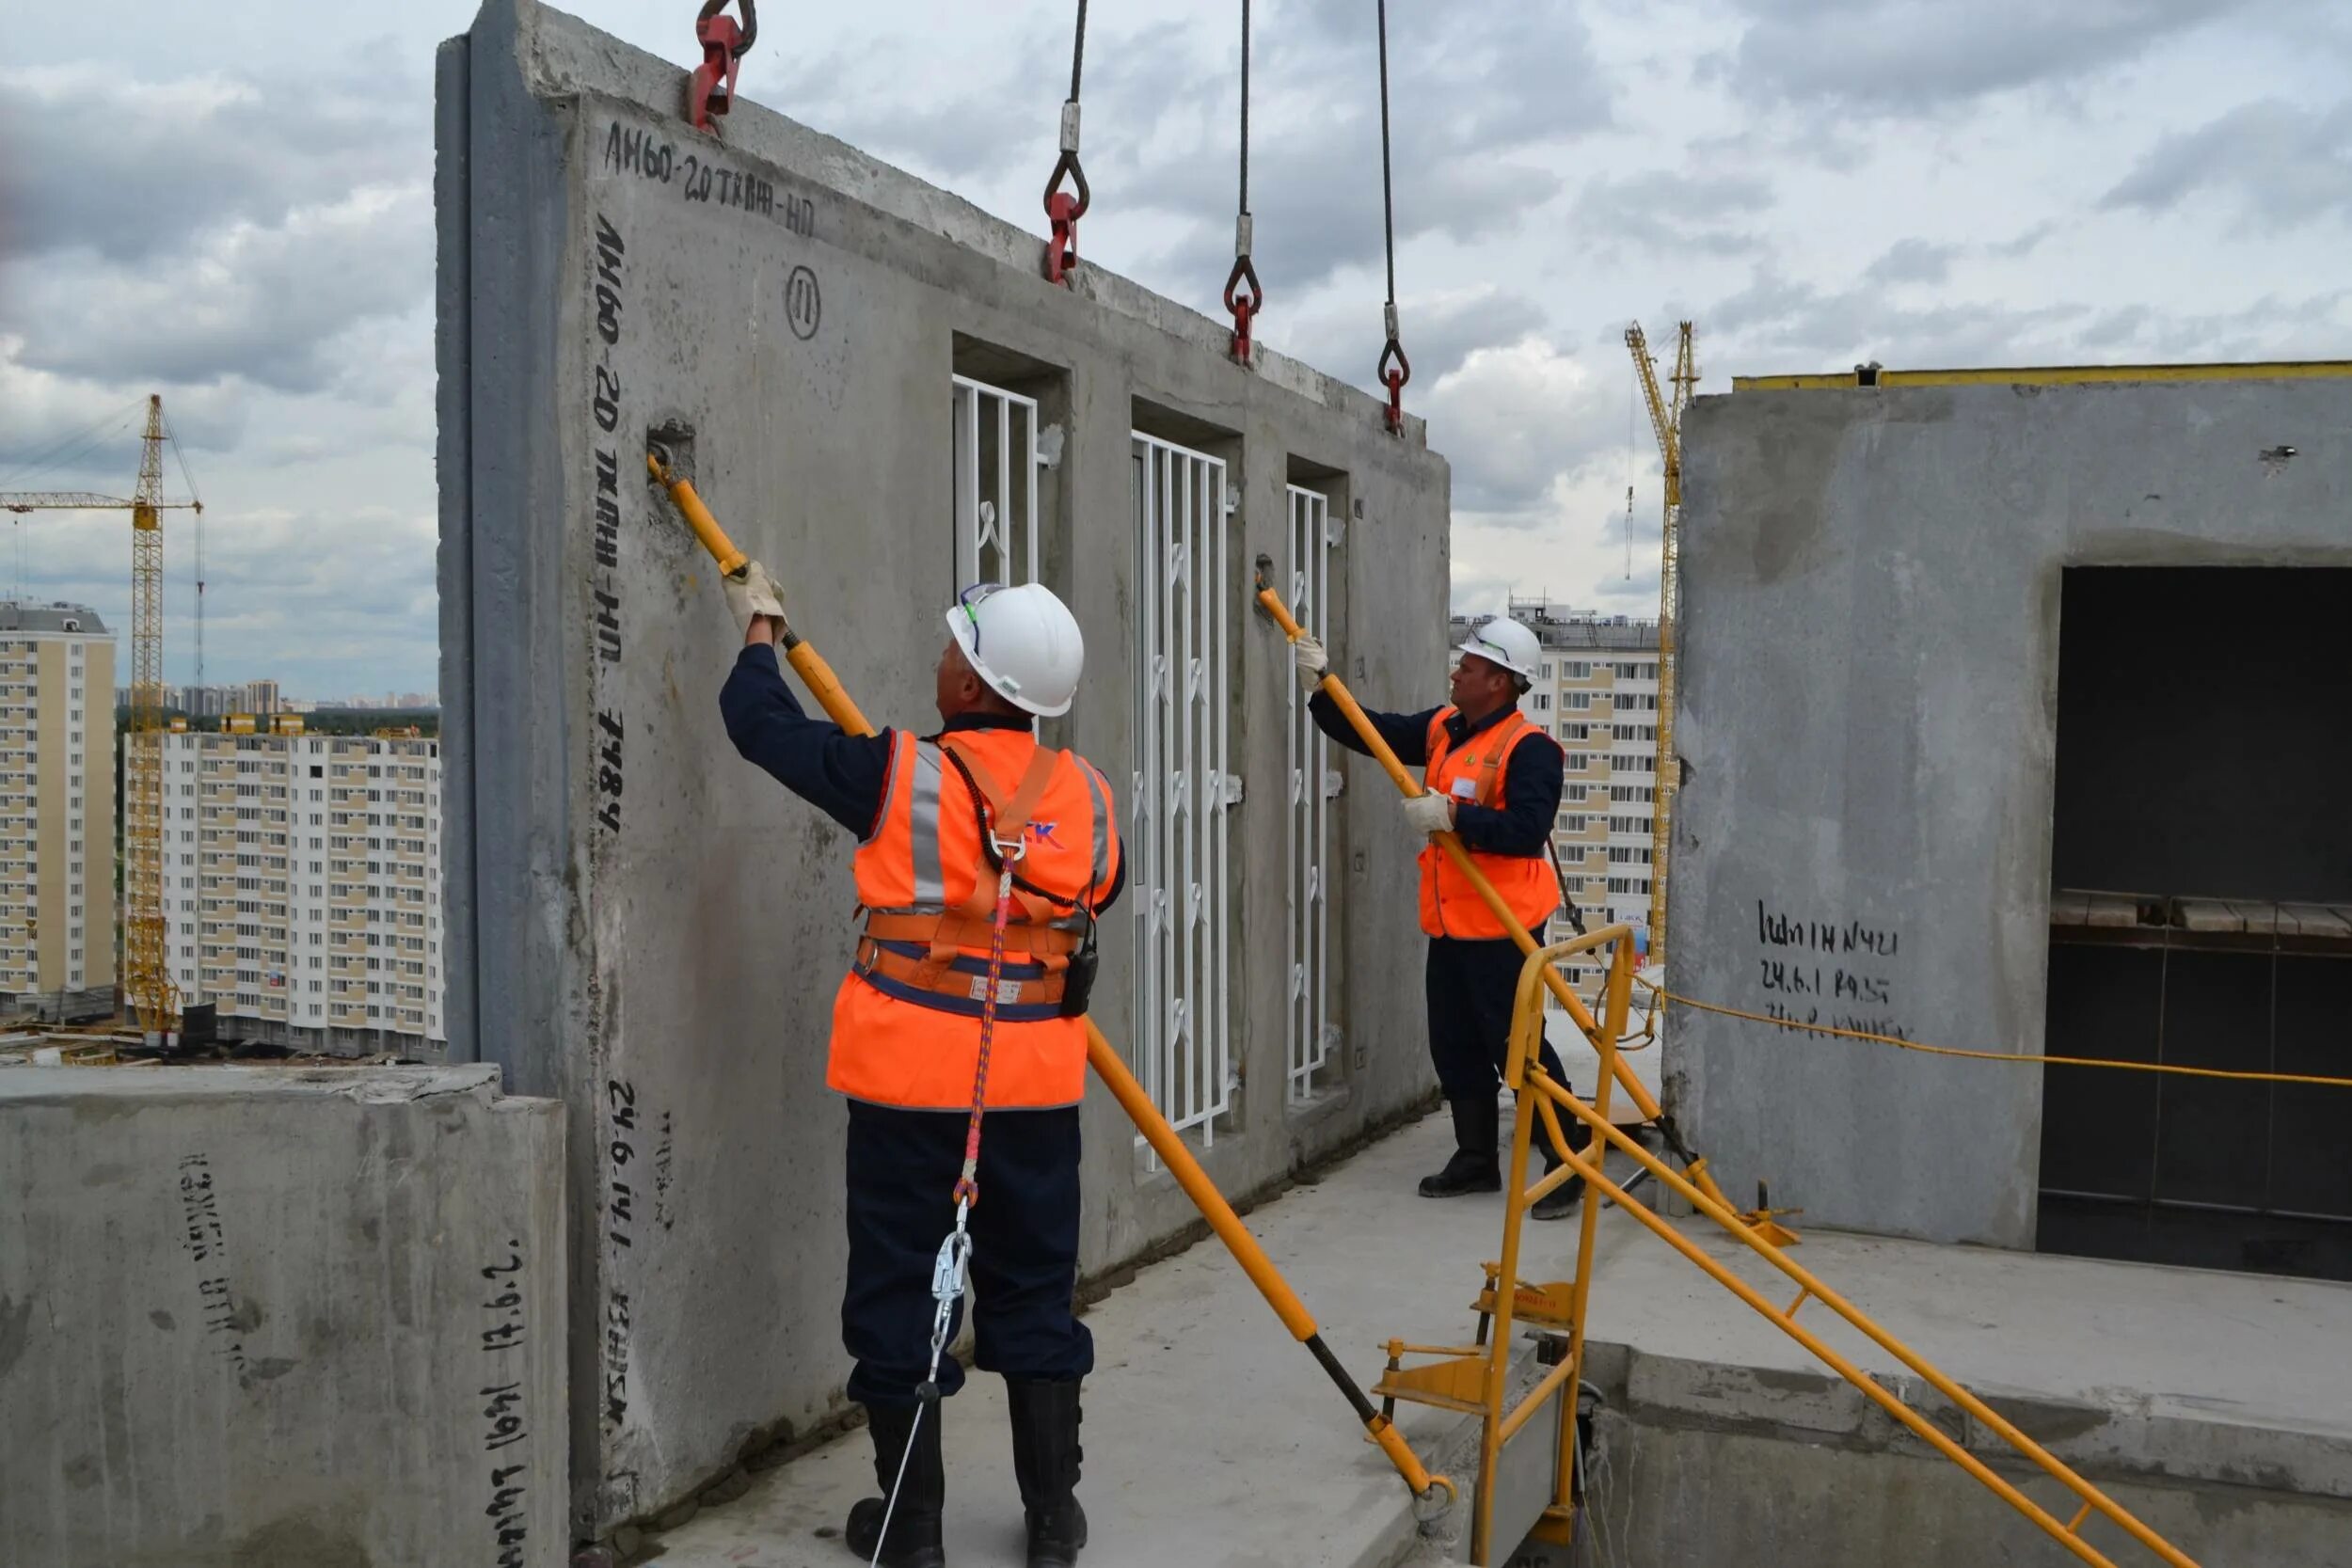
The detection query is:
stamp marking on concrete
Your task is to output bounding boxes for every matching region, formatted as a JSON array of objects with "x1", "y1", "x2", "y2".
[
  {"x1": 601, "y1": 119, "x2": 788, "y2": 226},
  {"x1": 480, "y1": 1241, "x2": 532, "y2": 1564},
  {"x1": 785, "y1": 264, "x2": 821, "y2": 341},
  {"x1": 176, "y1": 1153, "x2": 251, "y2": 1379},
  {"x1": 1752, "y1": 897, "x2": 1909, "y2": 1041},
  {"x1": 603, "y1": 1078, "x2": 639, "y2": 1431}
]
